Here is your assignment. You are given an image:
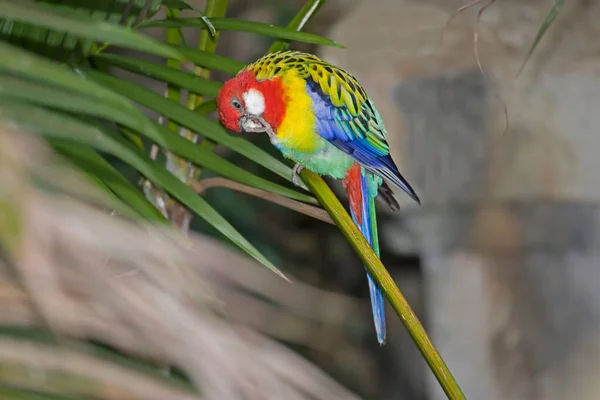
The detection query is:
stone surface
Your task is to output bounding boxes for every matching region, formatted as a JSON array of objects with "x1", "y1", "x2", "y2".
[
  {"x1": 320, "y1": 1, "x2": 600, "y2": 399},
  {"x1": 320, "y1": 0, "x2": 600, "y2": 206},
  {"x1": 405, "y1": 202, "x2": 600, "y2": 400}
]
